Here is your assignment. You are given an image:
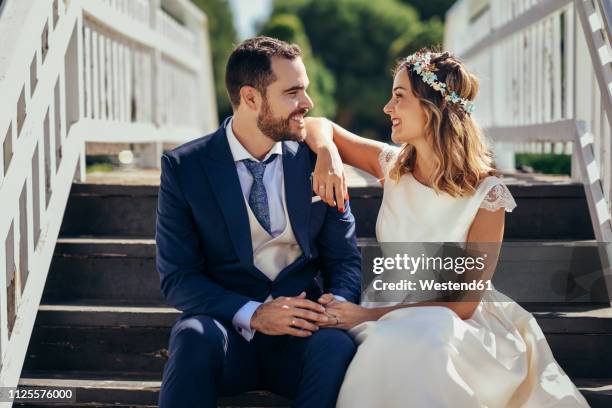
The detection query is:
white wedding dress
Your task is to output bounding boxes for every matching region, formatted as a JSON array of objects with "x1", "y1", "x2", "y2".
[{"x1": 336, "y1": 145, "x2": 589, "y2": 408}]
